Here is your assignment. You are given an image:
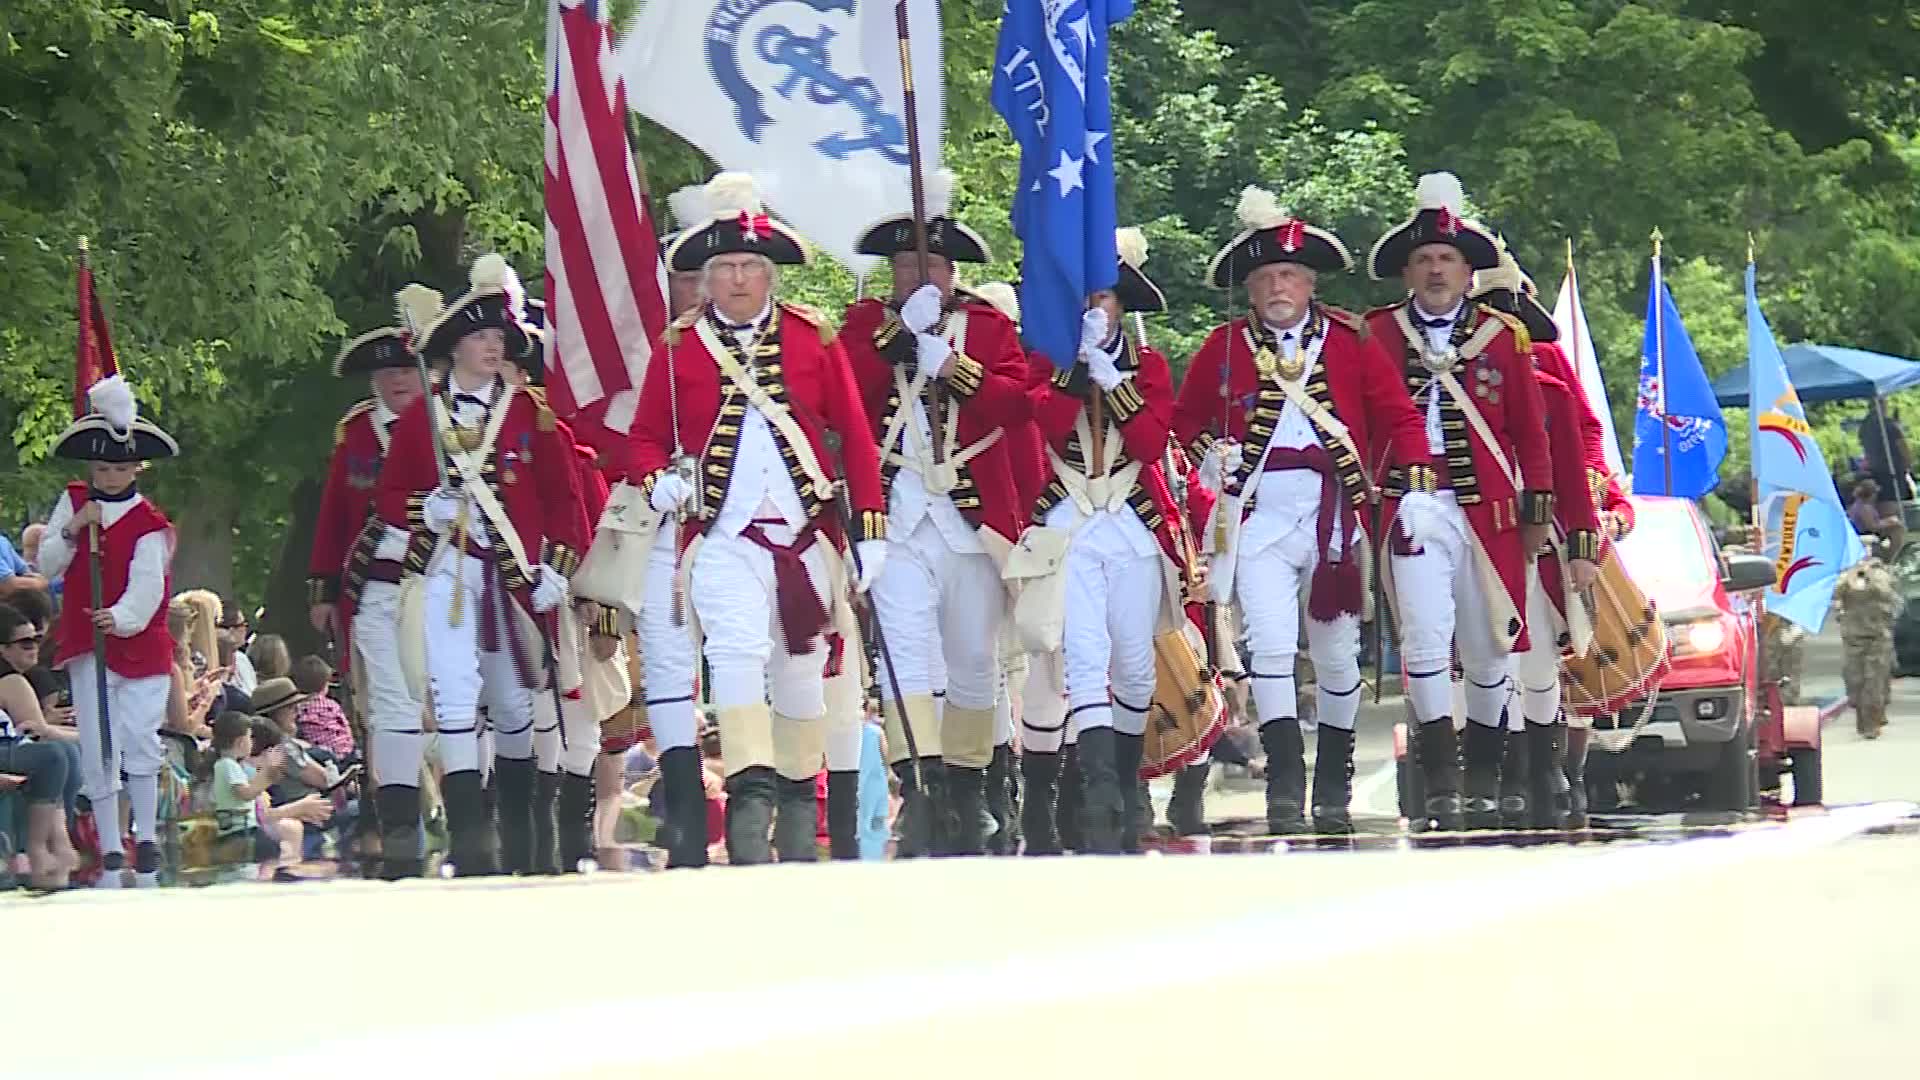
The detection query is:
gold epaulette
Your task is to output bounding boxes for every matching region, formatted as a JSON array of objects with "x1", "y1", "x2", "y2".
[
  {"x1": 663, "y1": 308, "x2": 700, "y2": 346},
  {"x1": 1321, "y1": 305, "x2": 1369, "y2": 340},
  {"x1": 780, "y1": 301, "x2": 838, "y2": 344},
  {"x1": 523, "y1": 385, "x2": 556, "y2": 432},
  {"x1": 335, "y1": 399, "x2": 376, "y2": 448},
  {"x1": 1481, "y1": 306, "x2": 1531, "y2": 352}
]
